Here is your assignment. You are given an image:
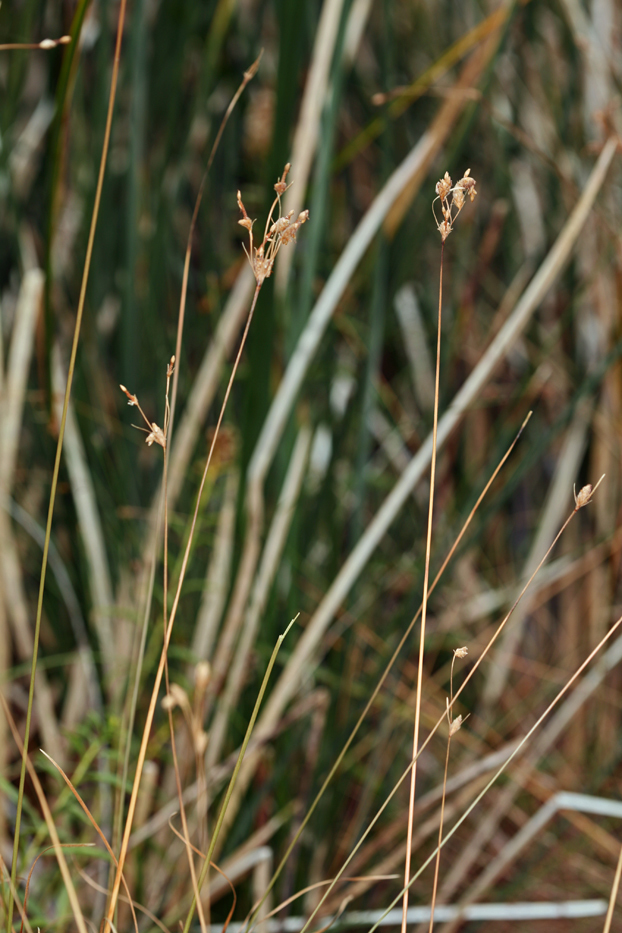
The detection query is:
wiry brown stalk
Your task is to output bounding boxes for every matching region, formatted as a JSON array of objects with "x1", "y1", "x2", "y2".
[
  {"x1": 367, "y1": 590, "x2": 622, "y2": 933},
  {"x1": 169, "y1": 51, "x2": 262, "y2": 434},
  {"x1": 402, "y1": 170, "x2": 477, "y2": 933}
]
